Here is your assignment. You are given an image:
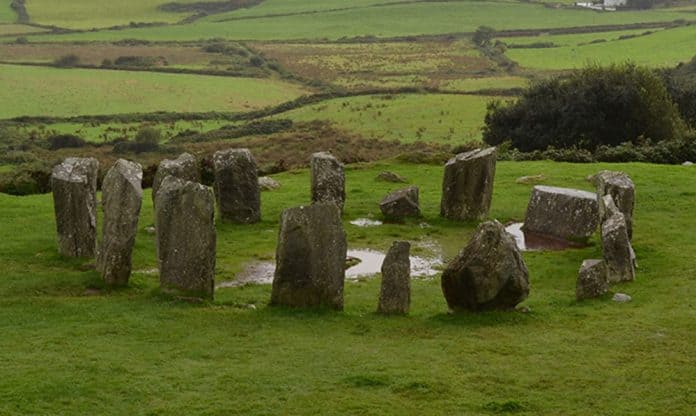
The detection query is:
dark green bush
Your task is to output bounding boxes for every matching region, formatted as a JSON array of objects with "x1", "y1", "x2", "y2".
[
  {"x1": 113, "y1": 127, "x2": 161, "y2": 153},
  {"x1": 54, "y1": 54, "x2": 80, "y2": 67},
  {"x1": 0, "y1": 162, "x2": 52, "y2": 196},
  {"x1": 47, "y1": 134, "x2": 87, "y2": 150}
]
